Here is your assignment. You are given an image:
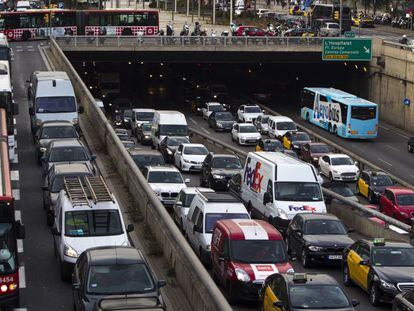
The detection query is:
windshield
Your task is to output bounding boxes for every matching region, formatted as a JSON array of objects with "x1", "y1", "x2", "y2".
[
  {"x1": 304, "y1": 219, "x2": 347, "y2": 235},
  {"x1": 351, "y1": 106, "x2": 376, "y2": 120},
  {"x1": 311, "y1": 144, "x2": 331, "y2": 153},
  {"x1": 330, "y1": 185, "x2": 354, "y2": 197},
  {"x1": 87, "y1": 264, "x2": 155, "y2": 294},
  {"x1": 276, "y1": 122, "x2": 296, "y2": 130},
  {"x1": 215, "y1": 112, "x2": 234, "y2": 121},
  {"x1": 274, "y1": 182, "x2": 322, "y2": 201},
  {"x1": 36, "y1": 96, "x2": 76, "y2": 113},
  {"x1": 205, "y1": 213, "x2": 249, "y2": 233},
  {"x1": 239, "y1": 125, "x2": 257, "y2": 133},
  {"x1": 291, "y1": 133, "x2": 310, "y2": 141},
  {"x1": 263, "y1": 140, "x2": 283, "y2": 151},
  {"x1": 136, "y1": 112, "x2": 154, "y2": 121},
  {"x1": 183, "y1": 146, "x2": 208, "y2": 155},
  {"x1": 182, "y1": 193, "x2": 196, "y2": 207},
  {"x1": 40, "y1": 126, "x2": 77, "y2": 139},
  {"x1": 331, "y1": 157, "x2": 353, "y2": 166},
  {"x1": 244, "y1": 106, "x2": 261, "y2": 113},
  {"x1": 65, "y1": 210, "x2": 123, "y2": 237},
  {"x1": 159, "y1": 125, "x2": 188, "y2": 136},
  {"x1": 212, "y1": 157, "x2": 242, "y2": 169},
  {"x1": 148, "y1": 171, "x2": 183, "y2": 183},
  {"x1": 0, "y1": 224, "x2": 16, "y2": 274},
  {"x1": 231, "y1": 240, "x2": 287, "y2": 263},
  {"x1": 123, "y1": 110, "x2": 132, "y2": 118},
  {"x1": 48, "y1": 146, "x2": 89, "y2": 162},
  {"x1": 371, "y1": 175, "x2": 393, "y2": 187},
  {"x1": 290, "y1": 285, "x2": 350, "y2": 309},
  {"x1": 209, "y1": 105, "x2": 224, "y2": 112},
  {"x1": 260, "y1": 116, "x2": 269, "y2": 124},
  {"x1": 141, "y1": 123, "x2": 152, "y2": 131},
  {"x1": 166, "y1": 137, "x2": 190, "y2": 147},
  {"x1": 132, "y1": 155, "x2": 165, "y2": 169},
  {"x1": 329, "y1": 23, "x2": 340, "y2": 28},
  {"x1": 396, "y1": 194, "x2": 414, "y2": 206},
  {"x1": 372, "y1": 247, "x2": 414, "y2": 266}
]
